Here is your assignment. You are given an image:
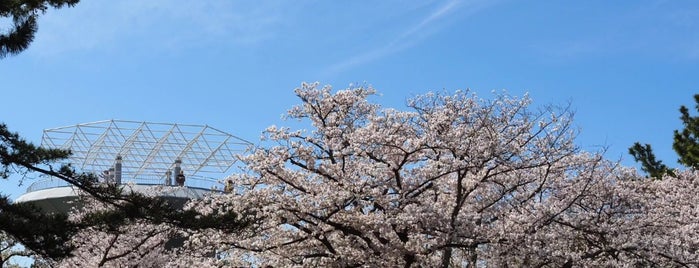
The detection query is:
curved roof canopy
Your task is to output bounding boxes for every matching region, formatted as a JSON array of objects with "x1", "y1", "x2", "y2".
[{"x1": 40, "y1": 120, "x2": 252, "y2": 180}]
